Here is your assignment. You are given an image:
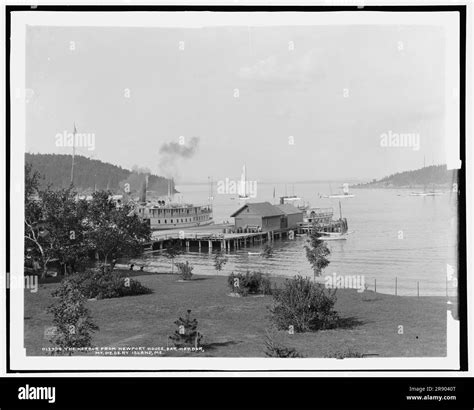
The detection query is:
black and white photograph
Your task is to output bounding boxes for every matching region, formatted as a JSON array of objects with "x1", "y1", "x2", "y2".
[{"x1": 4, "y1": 4, "x2": 469, "y2": 380}]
